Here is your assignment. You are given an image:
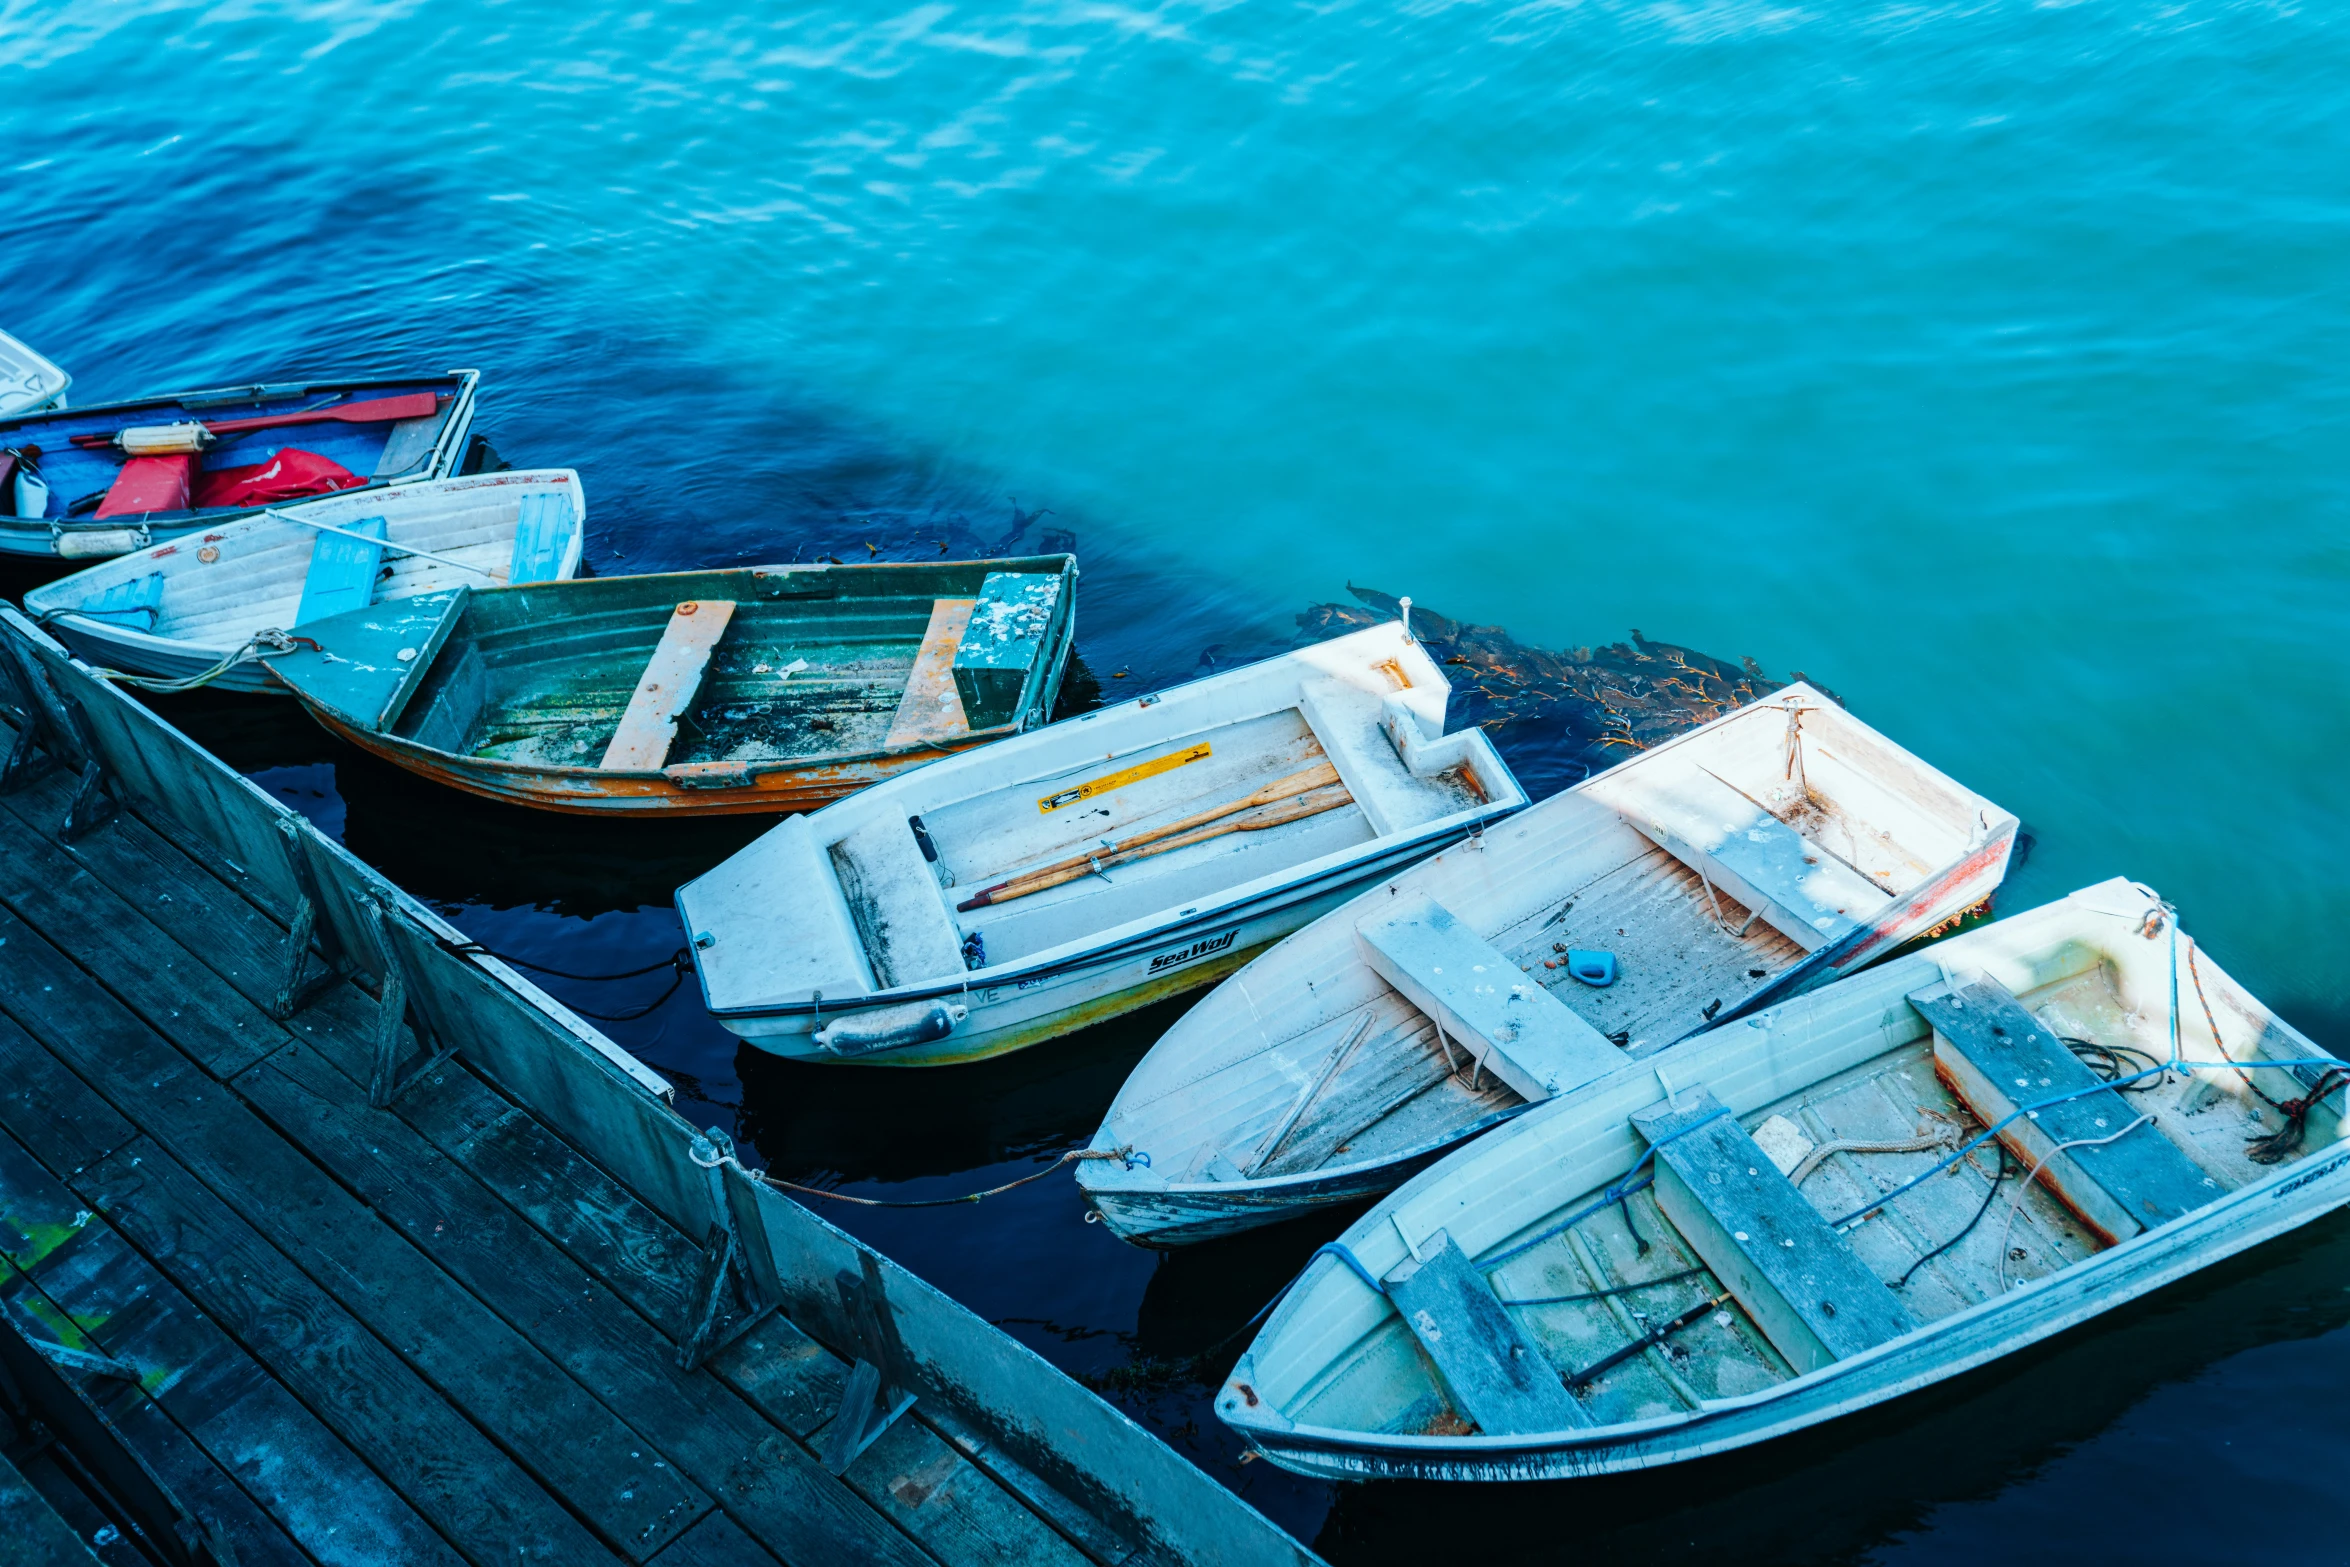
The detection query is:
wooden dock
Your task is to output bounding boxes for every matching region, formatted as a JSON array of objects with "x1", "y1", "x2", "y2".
[{"x1": 0, "y1": 605, "x2": 1317, "y2": 1567}]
